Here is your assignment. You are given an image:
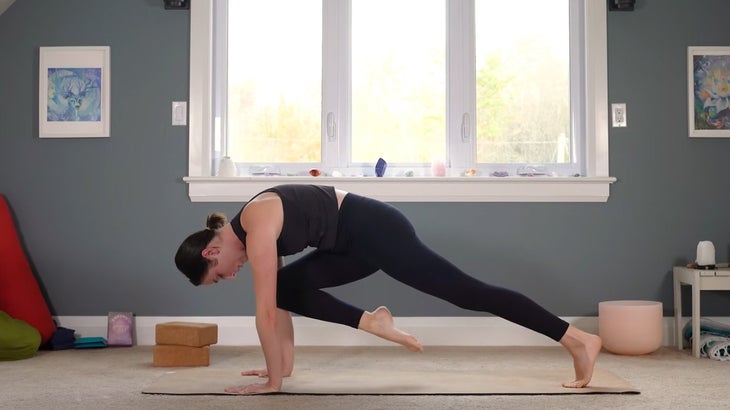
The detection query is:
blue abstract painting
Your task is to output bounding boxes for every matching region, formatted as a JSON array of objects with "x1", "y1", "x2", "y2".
[
  {"x1": 46, "y1": 67, "x2": 102, "y2": 122},
  {"x1": 693, "y1": 55, "x2": 730, "y2": 130}
]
